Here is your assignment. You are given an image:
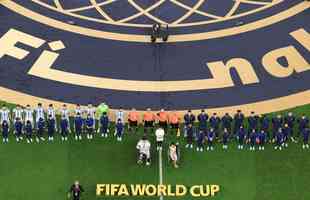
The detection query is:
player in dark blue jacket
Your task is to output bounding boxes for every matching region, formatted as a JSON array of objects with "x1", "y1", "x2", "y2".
[
  {"x1": 302, "y1": 128, "x2": 309, "y2": 149},
  {"x1": 284, "y1": 112, "x2": 297, "y2": 143},
  {"x1": 272, "y1": 114, "x2": 283, "y2": 141},
  {"x1": 47, "y1": 114, "x2": 56, "y2": 142},
  {"x1": 258, "y1": 129, "x2": 266, "y2": 150},
  {"x1": 249, "y1": 129, "x2": 258, "y2": 151},
  {"x1": 297, "y1": 114, "x2": 309, "y2": 138},
  {"x1": 207, "y1": 128, "x2": 215, "y2": 151},
  {"x1": 221, "y1": 113, "x2": 232, "y2": 134},
  {"x1": 36, "y1": 117, "x2": 45, "y2": 143},
  {"x1": 36, "y1": 117, "x2": 45, "y2": 142},
  {"x1": 74, "y1": 113, "x2": 83, "y2": 140},
  {"x1": 282, "y1": 123, "x2": 291, "y2": 148},
  {"x1": 275, "y1": 128, "x2": 284, "y2": 150},
  {"x1": 98, "y1": 112, "x2": 109, "y2": 138},
  {"x1": 209, "y1": 113, "x2": 220, "y2": 138},
  {"x1": 285, "y1": 112, "x2": 295, "y2": 127},
  {"x1": 25, "y1": 120, "x2": 33, "y2": 143},
  {"x1": 260, "y1": 115, "x2": 270, "y2": 141},
  {"x1": 248, "y1": 112, "x2": 259, "y2": 132},
  {"x1": 237, "y1": 126, "x2": 246, "y2": 150},
  {"x1": 184, "y1": 110, "x2": 195, "y2": 126},
  {"x1": 198, "y1": 109, "x2": 208, "y2": 132},
  {"x1": 184, "y1": 110, "x2": 195, "y2": 137},
  {"x1": 115, "y1": 118, "x2": 124, "y2": 142},
  {"x1": 2, "y1": 120, "x2": 9, "y2": 143},
  {"x1": 85, "y1": 114, "x2": 95, "y2": 140},
  {"x1": 222, "y1": 128, "x2": 229, "y2": 150},
  {"x1": 60, "y1": 115, "x2": 70, "y2": 141},
  {"x1": 234, "y1": 110, "x2": 244, "y2": 135},
  {"x1": 14, "y1": 117, "x2": 23, "y2": 142},
  {"x1": 196, "y1": 130, "x2": 205, "y2": 152},
  {"x1": 185, "y1": 123, "x2": 194, "y2": 149}
]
